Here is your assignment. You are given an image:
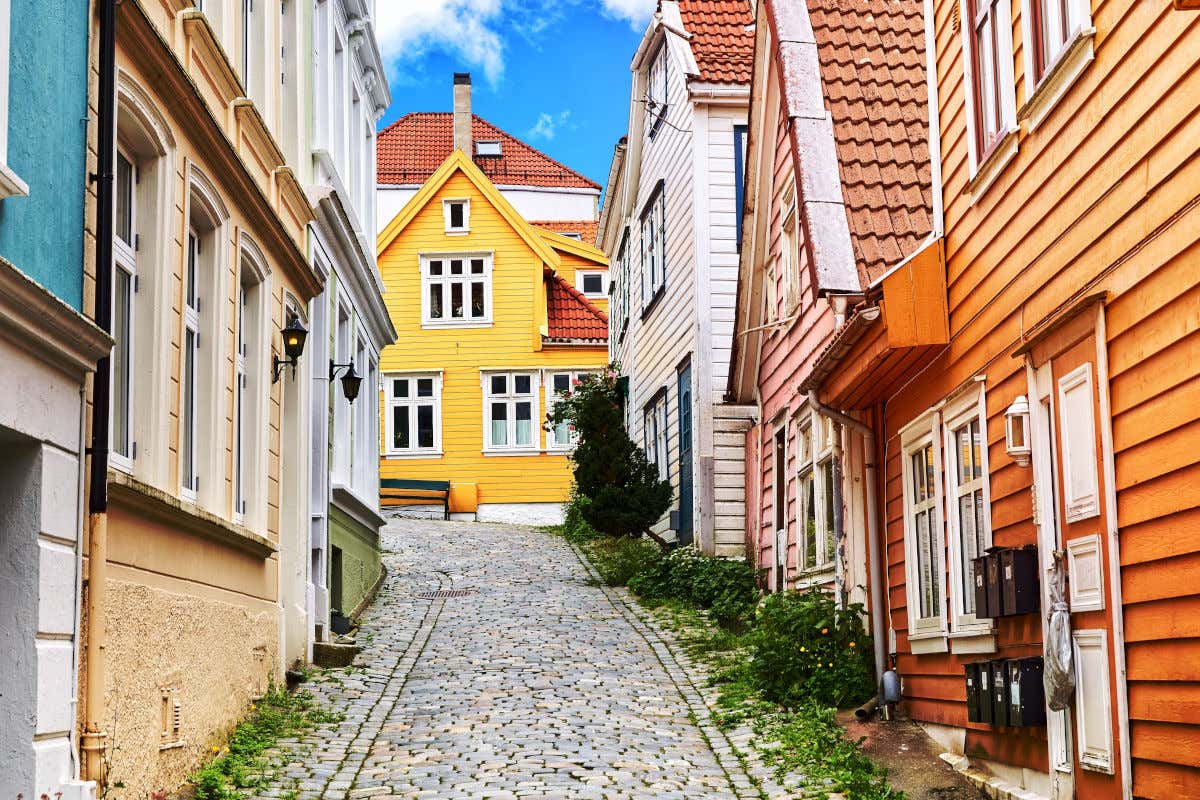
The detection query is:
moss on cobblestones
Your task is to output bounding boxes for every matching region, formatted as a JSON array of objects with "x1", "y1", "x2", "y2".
[{"x1": 188, "y1": 681, "x2": 343, "y2": 800}]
